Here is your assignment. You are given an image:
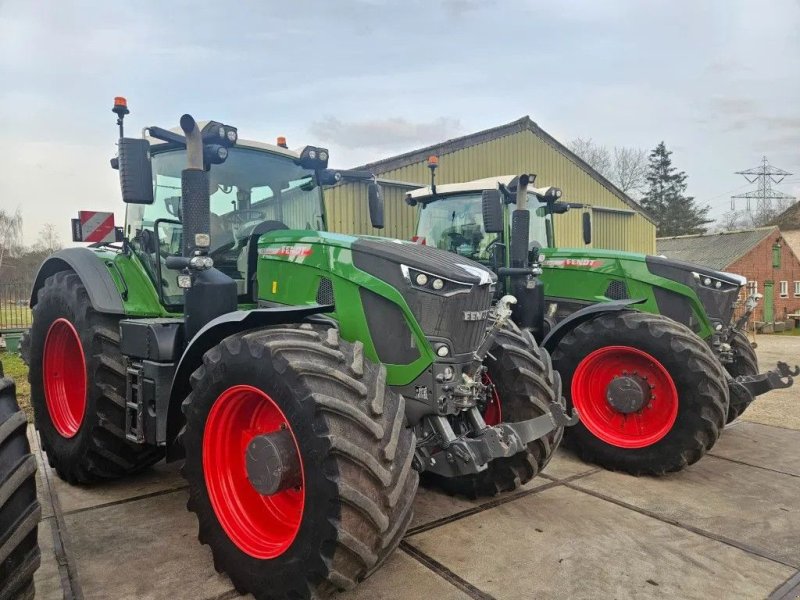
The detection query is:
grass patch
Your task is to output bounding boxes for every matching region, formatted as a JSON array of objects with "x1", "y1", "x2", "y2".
[{"x1": 0, "y1": 351, "x2": 32, "y2": 421}]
